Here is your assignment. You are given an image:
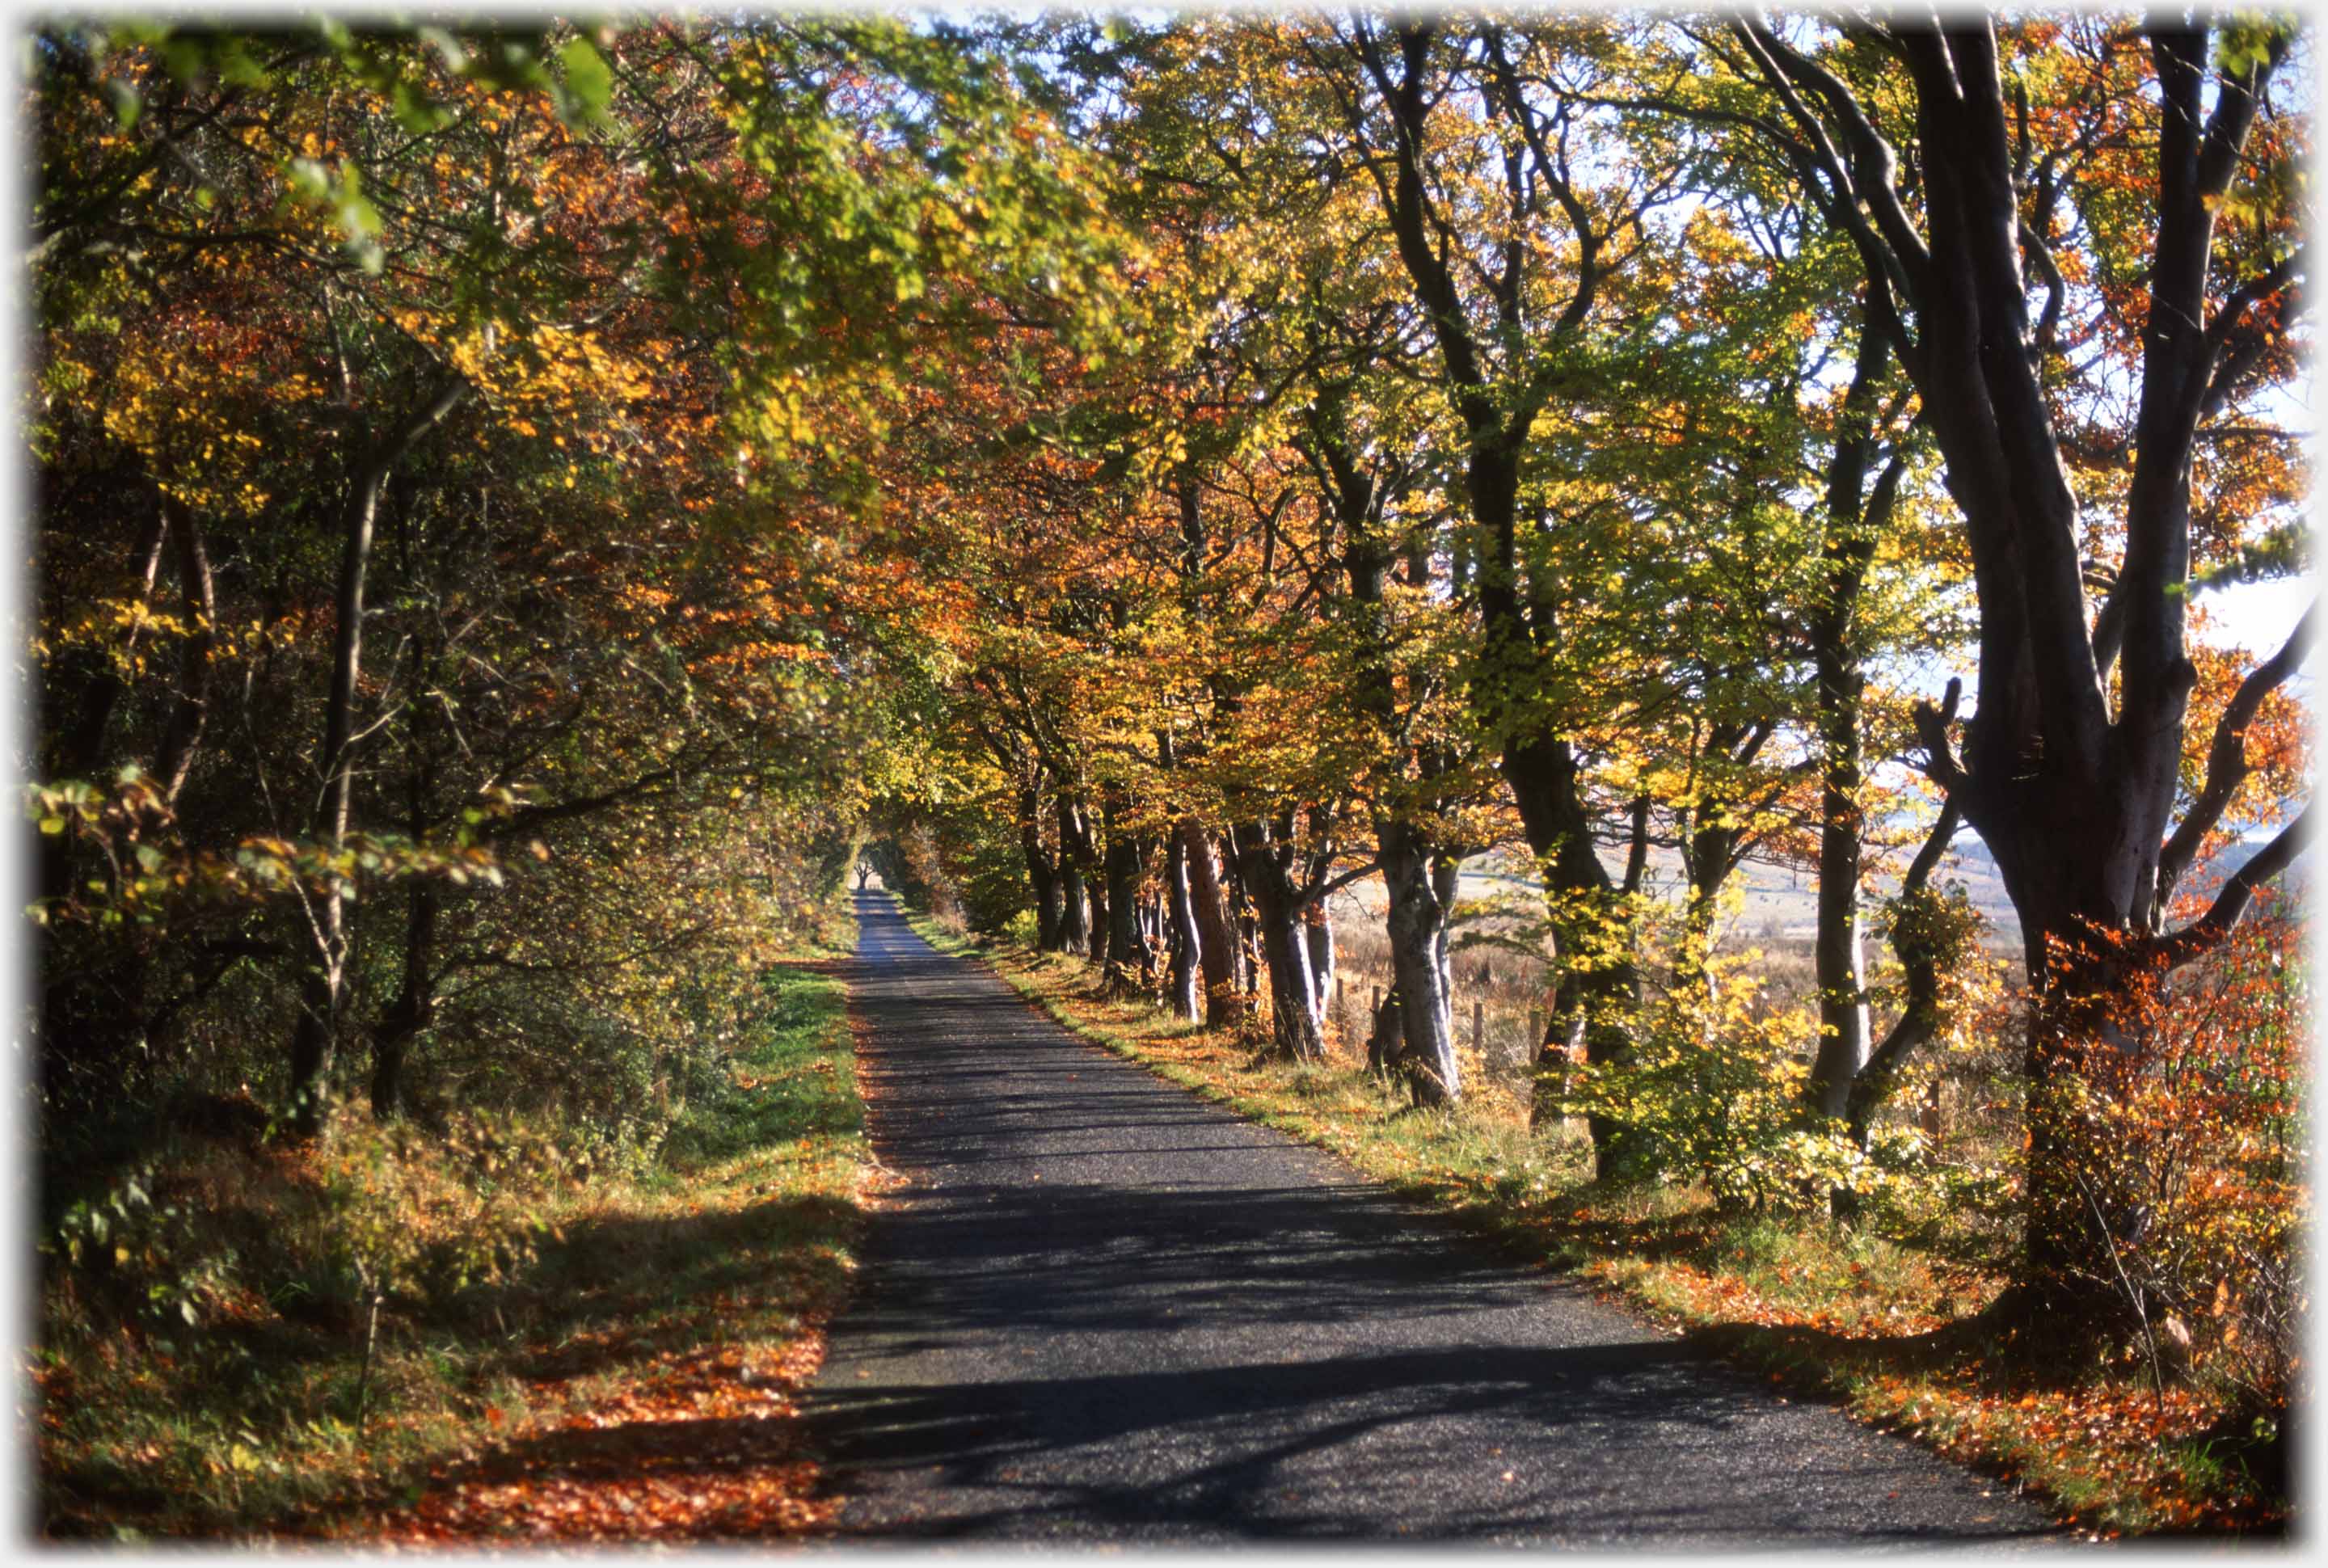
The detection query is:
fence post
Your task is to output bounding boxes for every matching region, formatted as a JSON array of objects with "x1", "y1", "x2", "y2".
[{"x1": 1471, "y1": 999, "x2": 1484, "y2": 1053}]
